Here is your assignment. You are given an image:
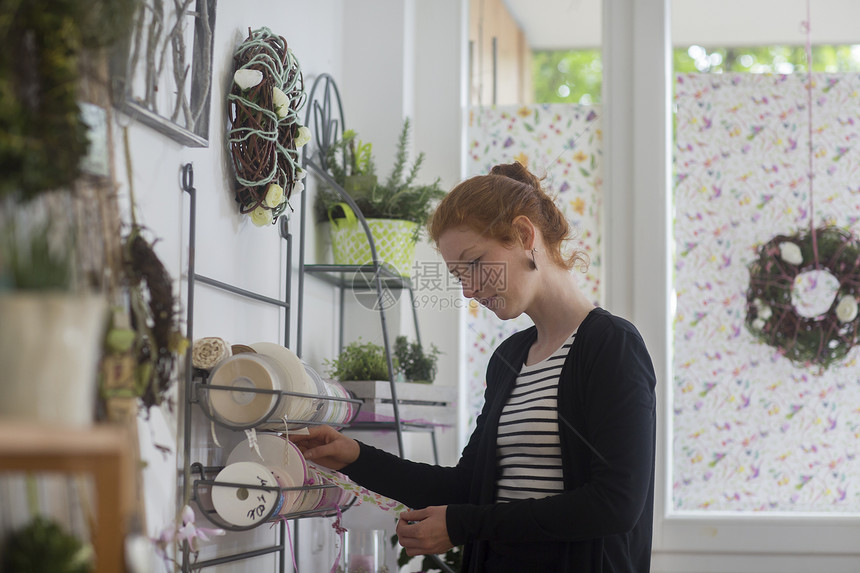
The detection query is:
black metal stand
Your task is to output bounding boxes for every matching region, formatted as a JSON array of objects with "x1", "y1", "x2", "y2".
[
  {"x1": 179, "y1": 163, "x2": 359, "y2": 572},
  {"x1": 297, "y1": 75, "x2": 454, "y2": 573},
  {"x1": 298, "y1": 73, "x2": 415, "y2": 459}
]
